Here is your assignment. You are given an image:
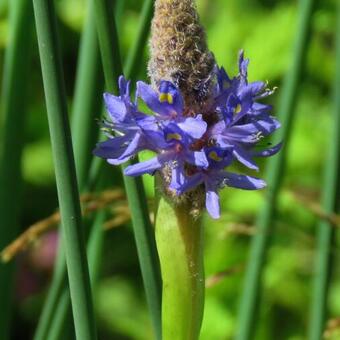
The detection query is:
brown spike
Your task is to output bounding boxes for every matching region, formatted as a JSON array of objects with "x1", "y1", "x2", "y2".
[{"x1": 149, "y1": 0, "x2": 215, "y2": 112}]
